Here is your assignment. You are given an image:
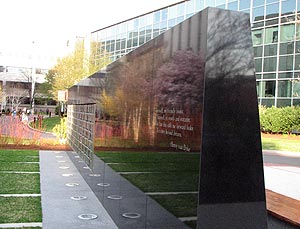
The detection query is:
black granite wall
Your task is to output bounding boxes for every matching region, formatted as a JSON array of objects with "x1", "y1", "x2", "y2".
[{"x1": 68, "y1": 7, "x2": 267, "y2": 228}]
